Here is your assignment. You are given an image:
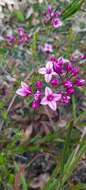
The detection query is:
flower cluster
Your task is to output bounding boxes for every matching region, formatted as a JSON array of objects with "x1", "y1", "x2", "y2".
[
  {"x1": 16, "y1": 56, "x2": 85, "y2": 111},
  {"x1": 5, "y1": 27, "x2": 30, "y2": 46},
  {"x1": 43, "y1": 5, "x2": 62, "y2": 28}
]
